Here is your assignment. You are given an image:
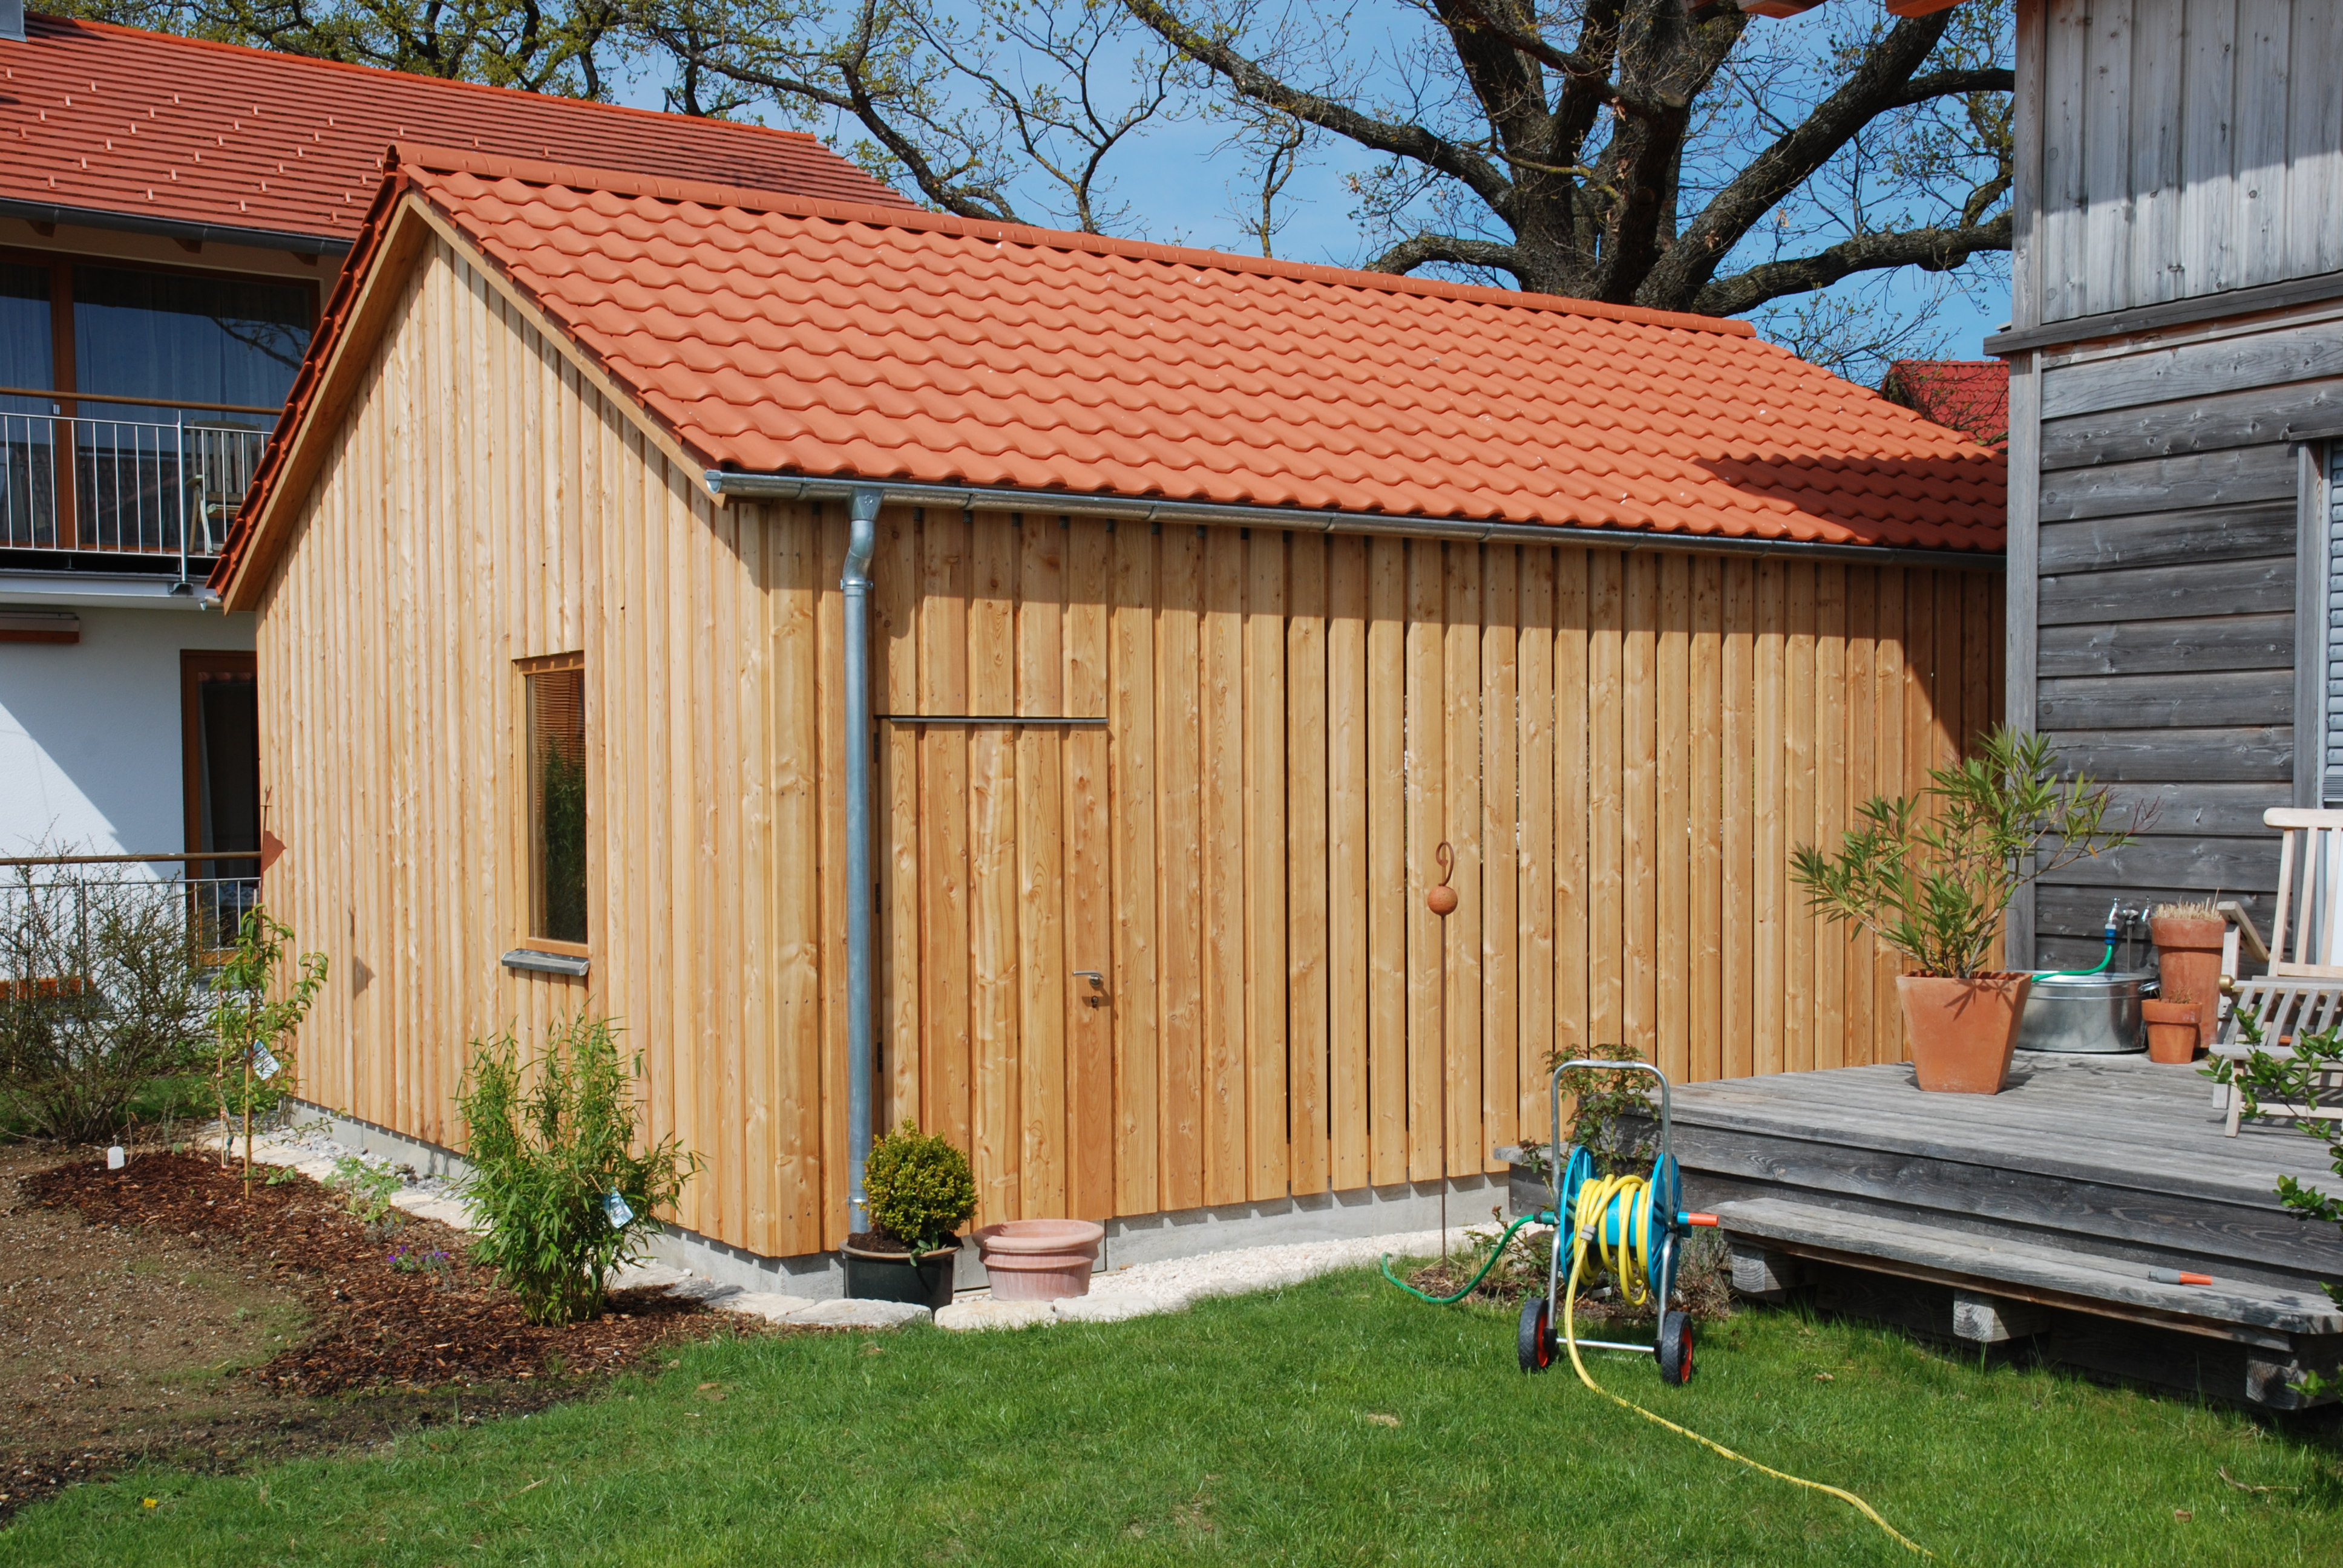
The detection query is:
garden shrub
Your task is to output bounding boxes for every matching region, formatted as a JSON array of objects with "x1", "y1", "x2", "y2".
[
  {"x1": 0, "y1": 860, "x2": 209, "y2": 1143},
  {"x1": 863, "y1": 1119, "x2": 976, "y2": 1252},
  {"x1": 456, "y1": 1013, "x2": 697, "y2": 1325}
]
